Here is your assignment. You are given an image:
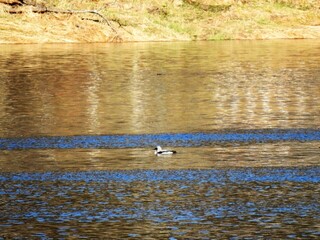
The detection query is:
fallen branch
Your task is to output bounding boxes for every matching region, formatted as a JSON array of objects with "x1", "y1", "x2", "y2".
[
  {"x1": 6, "y1": 4, "x2": 118, "y2": 33},
  {"x1": 48, "y1": 9, "x2": 117, "y2": 33},
  {"x1": 0, "y1": 0, "x2": 24, "y2": 5}
]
